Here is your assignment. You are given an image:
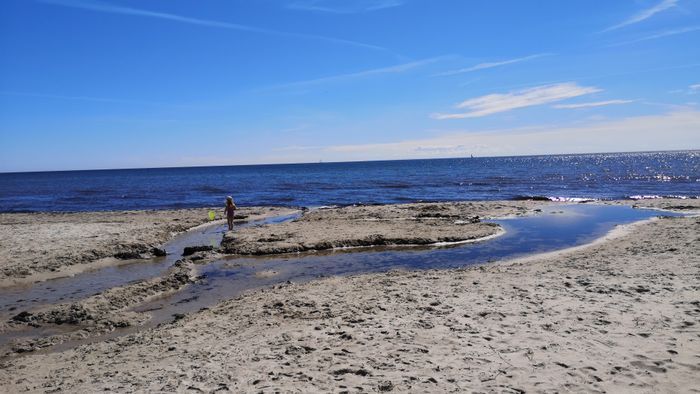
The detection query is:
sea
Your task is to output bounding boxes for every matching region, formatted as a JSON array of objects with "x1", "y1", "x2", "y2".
[{"x1": 1, "y1": 150, "x2": 698, "y2": 213}]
